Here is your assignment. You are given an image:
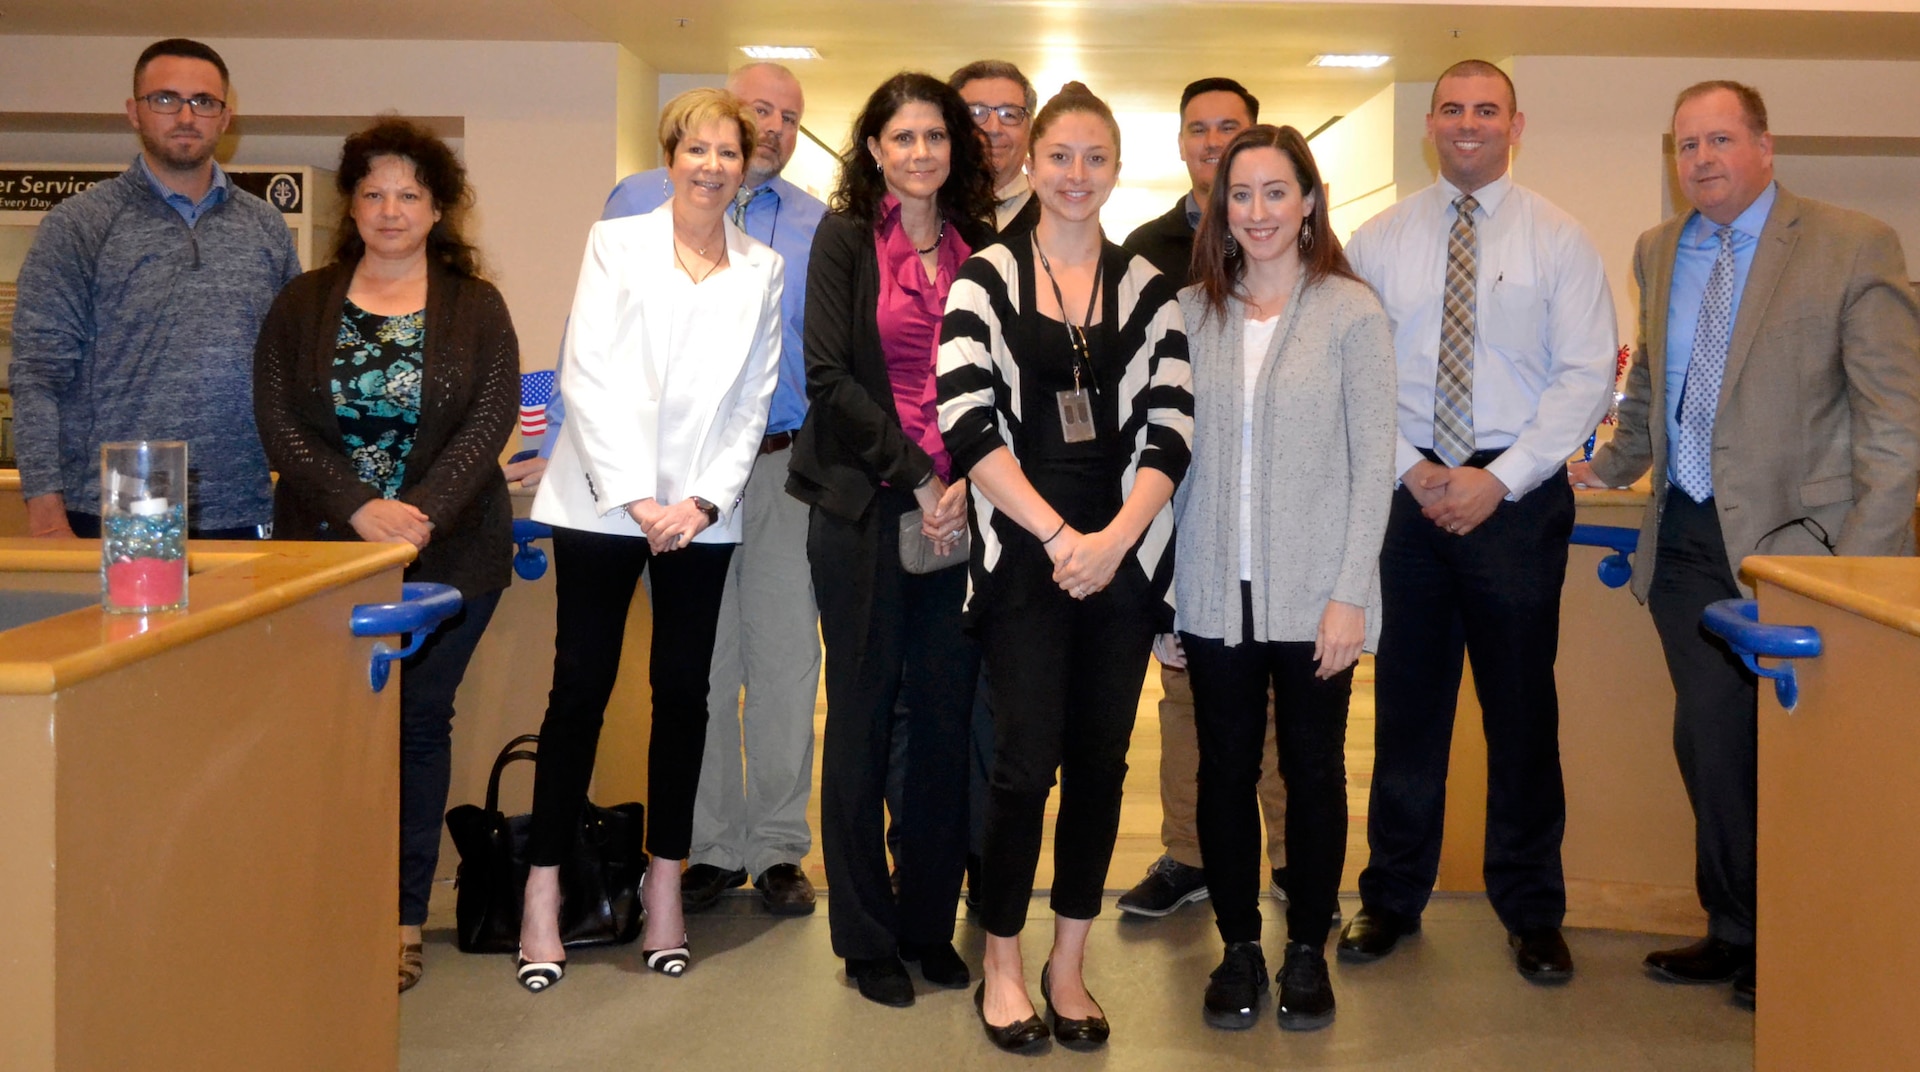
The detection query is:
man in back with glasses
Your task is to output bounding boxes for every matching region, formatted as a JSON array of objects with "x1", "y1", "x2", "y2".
[{"x1": 11, "y1": 38, "x2": 299, "y2": 539}]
